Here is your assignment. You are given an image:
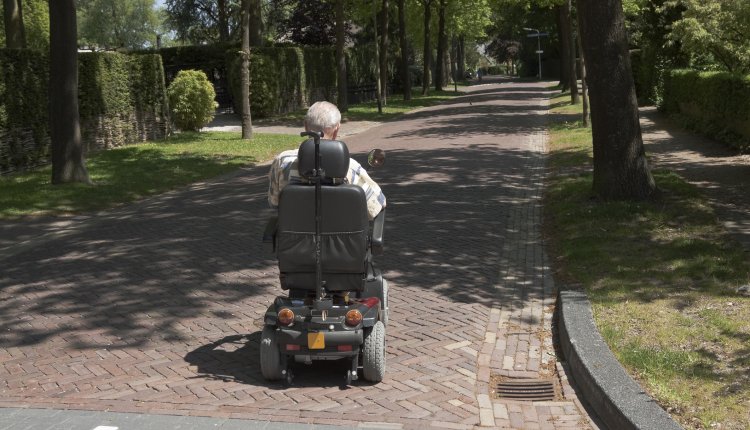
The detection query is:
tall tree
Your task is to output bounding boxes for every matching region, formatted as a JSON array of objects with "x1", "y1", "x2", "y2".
[
  {"x1": 577, "y1": 0, "x2": 655, "y2": 200},
  {"x1": 418, "y1": 0, "x2": 432, "y2": 95},
  {"x1": 282, "y1": 0, "x2": 336, "y2": 45},
  {"x1": 247, "y1": 0, "x2": 262, "y2": 45},
  {"x1": 240, "y1": 0, "x2": 251, "y2": 139},
  {"x1": 434, "y1": 0, "x2": 446, "y2": 91},
  {"x1": 563, "y1": 0, "x2": 578, "y2": 103},
  {"x1": 397, "y1": 0, "x2": 410, "y2": 100},
  {"x1": 372, "y1": 0, "x2": 382, "y2": 113},
  {"x1": 669, "y1": 0, "x2": 750, "y2": 73},
  {"x1": 3, "y1": 0, "x2": 26, "y2": 48},
  {"x1": 217, "y1": 0, "x2": 229, "y2": 41},
  {"x1": 379, "y1": 0, "x2": 388, "y2": 104},
  {"x1": 576, "y1": 9, "x2": 589, "y2": 126},
  {"x1": 555, "y1": 4, "x2": 570, "y2": 91},
  {"x1": 334, "y1": 0, "x2": 347, "y2": 111},
  {"x1": 164, "y1": 0, "x2": 239, "y2": 44},
  {"x1": 49, "y1": 0, "x2": 89, "y2": 185},
  {"x1": 78, "y1": 0, "x2": 157, "y2": 50}
]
